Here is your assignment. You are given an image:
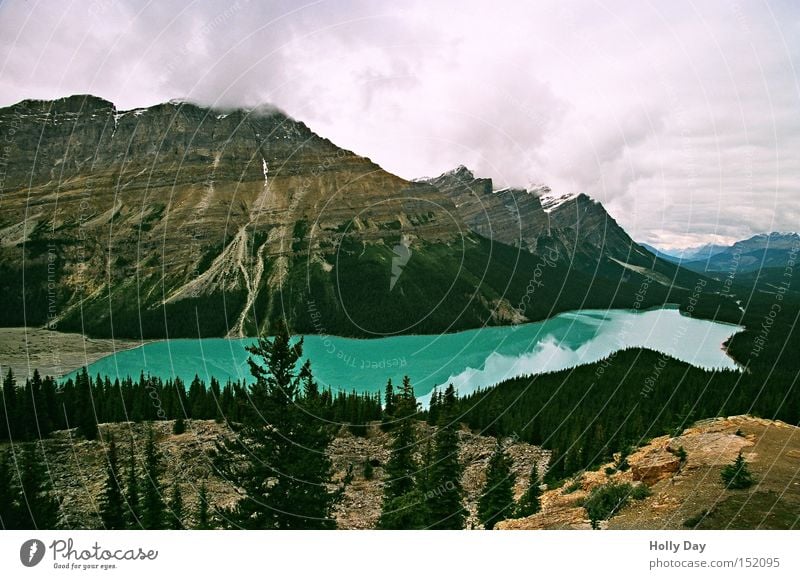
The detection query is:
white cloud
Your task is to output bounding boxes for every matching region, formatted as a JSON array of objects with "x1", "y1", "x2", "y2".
[{"x1": 1, "y1": 0, "x2": 798, "y2": 247}]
